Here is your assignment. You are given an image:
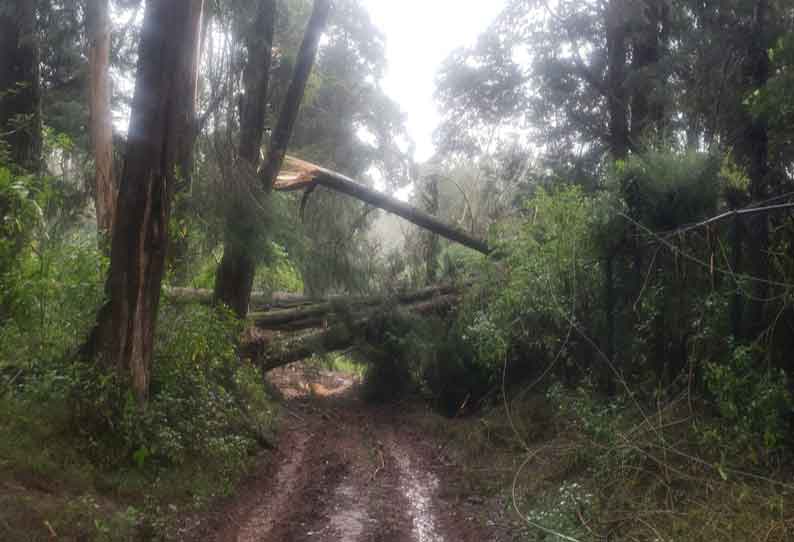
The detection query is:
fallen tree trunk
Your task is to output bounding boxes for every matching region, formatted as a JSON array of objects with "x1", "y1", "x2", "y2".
[
  {"x1": 166, "y1": 283, "x2": 460, "y2": 316},
  {"x1": 244, "y1": 294, "x2": 459, "y2": 371},
  {"x1": 275, "y1": 157, "x2": 491, "y2": 255},
  {"x1": 247, "y1": 283, "x2": 460, "y2": 330},
  {"x1": 165, "y1": 288, "x2": 316, "y2": 309}
]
